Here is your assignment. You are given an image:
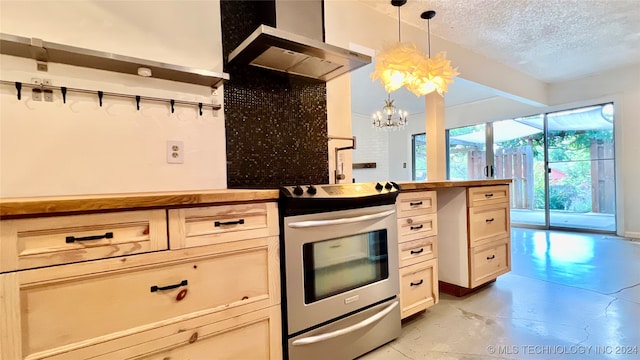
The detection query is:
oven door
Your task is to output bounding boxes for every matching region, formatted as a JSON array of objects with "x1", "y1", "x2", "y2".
[{"x1": 283, "y1": 203, "x2": 399, "y2": 335}]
